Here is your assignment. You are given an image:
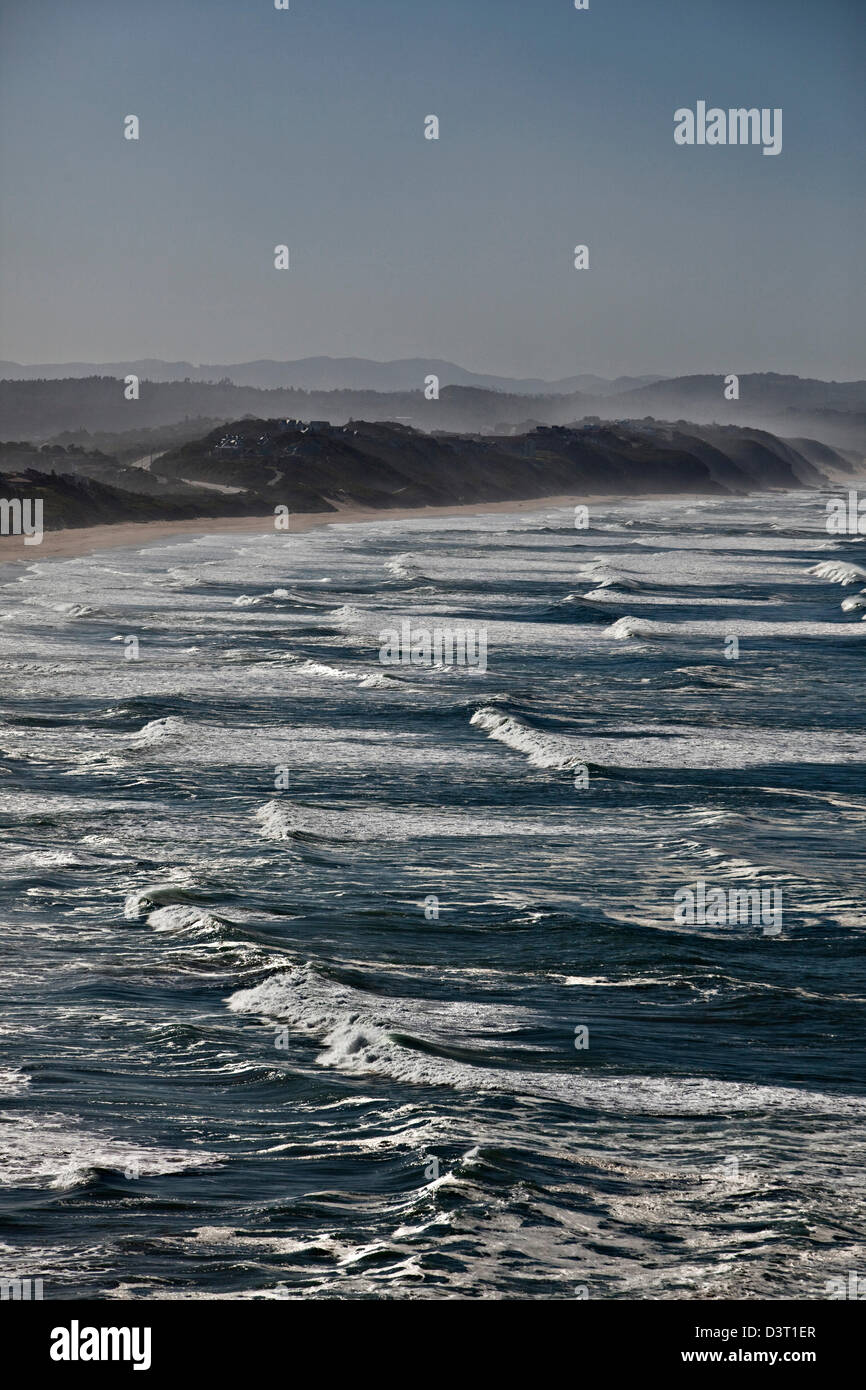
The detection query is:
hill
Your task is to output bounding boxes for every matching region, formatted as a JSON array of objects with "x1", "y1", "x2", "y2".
[
  {"x1": 2, "y1": 373, "x2": 863, "y2": 453},
  {"x1": 0, "y1": 418, "x2": 850, "y2": 535}
]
